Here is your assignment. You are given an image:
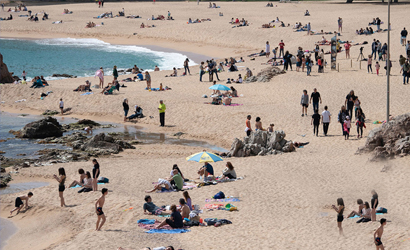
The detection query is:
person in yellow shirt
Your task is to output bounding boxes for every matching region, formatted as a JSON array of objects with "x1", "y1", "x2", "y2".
[{"x1": 158, "y1": 100, "x2": 166, "y2": 127}]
